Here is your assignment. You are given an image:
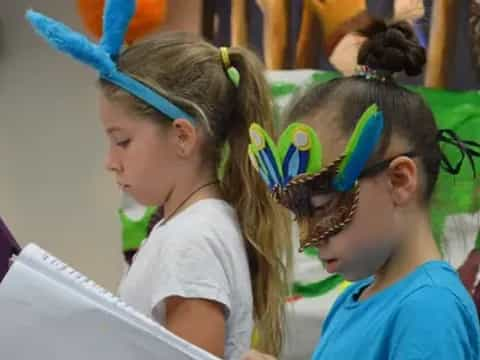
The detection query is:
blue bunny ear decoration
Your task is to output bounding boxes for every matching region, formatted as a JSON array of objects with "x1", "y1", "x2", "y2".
[
  {"x1": 25, "y1": 11, "x2": 115, "y2": 74},
  {"x1": 100, "y1": 0, "x2": 135, "y2": 58},
  {"x1": 25, "y1": 0, "x2": 194, "y2": 122}
]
